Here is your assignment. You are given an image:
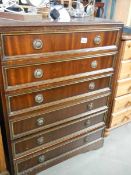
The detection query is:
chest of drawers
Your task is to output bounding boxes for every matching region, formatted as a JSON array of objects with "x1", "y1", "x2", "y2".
[
  {"x1": 0, "y1": 18, "x2": 123, "y2": 175},
  {"x1": 110, "y1": 33, "x2": 131, "y2": 128}
]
